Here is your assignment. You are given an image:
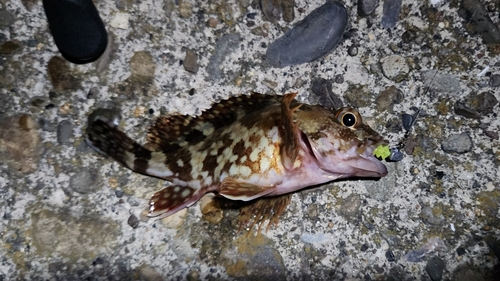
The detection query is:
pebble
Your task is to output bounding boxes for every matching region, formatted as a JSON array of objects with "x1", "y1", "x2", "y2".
[
  {"x1": 183, "y1": 49, "x2": 199, "y2": 73},
  {"x1": 402, "y1": 113, "x2": 415, "y2": 131},
  {"x1": 453, "y1": 101, "x2": 480, "y2": 119},
  {"x1": 381, "y1": 0, "x2": 402, "y2": 28},
  {"x1": 69, "y1": 169, "x2": 99, "y2": 194},
  {"x1": 385, "y1": 250, "x2": 396, "y2": 262},
  {"x1": 375, "y1": 85, "x2": 404, "y2": 111},
  {"x1": 127, "y1": 214, "x2": 140, "y2": 229},
  {"x1": 130, "y1": 51, "x2": 156, "y2": 82},
  {"x1": 421, "y1": 70, "x2": 461, "y2": 94},
  {"x1": 30, "y1": 210, "x2": 120, "y2": 263},
  {"x1": 489, "y1": 74, "x2": 500, "y2": 87},
  {"x1": 441, "y1": 132, "x2": 473, "y2": 154},
  {"x1": 207, "y1": 34, "x2": 241, "y2": 81},
  {"x1": 338, "y1": 194, "x2": 361, "y2": 220},
  {"x1": 47, "y1": 56, "x2": 81, "y2": 92},
  {"x1": 358, "y1": 0, "x2": 379, "y2": 16},
  {"x1": 206, "y1": 17, "x2": 218, "y2": 28},
  {"x1": 0, "y1": 9, "x2": 15, "y2": 28},
  {"x1": 348, "y1": 45, "x2": 358, "y2": 56},
  {"x1": 281, "y1": 0, "x2": 295, "y2": 22},
  {"x1": 110, "y1": 12, "x2": 129, "y2": 29},
  {"x1": 0, "y1": 40, "x2": 22, "y2": 55},
  {"x1": 459, "y1": 0, "x2": 500, "y2": 44},
  {"x1": 0, "y1": 114, "x2": 40, "y2": 174},
  {"x1": 310, "y1": 78, "x2": 344, "y2": 109},
  {"x1": 456, "y1": 247, "x2": 466, "y2": 256},
  {"x1": 266, "y1": 1, "x2": 348, "y2": 68},
  {"x1": 178, "y1": 1, "x2": 193, "y2": 18},
  {"x1": 260, "y1": 0, "x2": 282, "y2": 23},
  {"x1": 469, "y1": 92, "x2": 498, "y2": 115},
  {"x1": 56, "y1": 120, "x2": 73, "y2": 145},
  {"x1": 380, "y1": 55, "x2": 409, "y2": 82},
  {"x1": 425, "y1": 256, "x2": 446, "y2": 281}
]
